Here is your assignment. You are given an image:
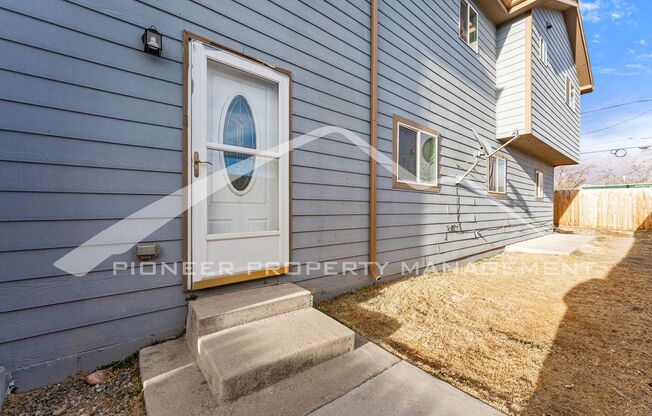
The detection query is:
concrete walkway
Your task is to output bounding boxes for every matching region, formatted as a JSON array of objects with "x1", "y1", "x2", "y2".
[
  {"x1": 504, "y1": 233, "x2": 593, "y2": 255},
  {"x1": 140, "y1": 335, "x2": 503, "y2": 416}
]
